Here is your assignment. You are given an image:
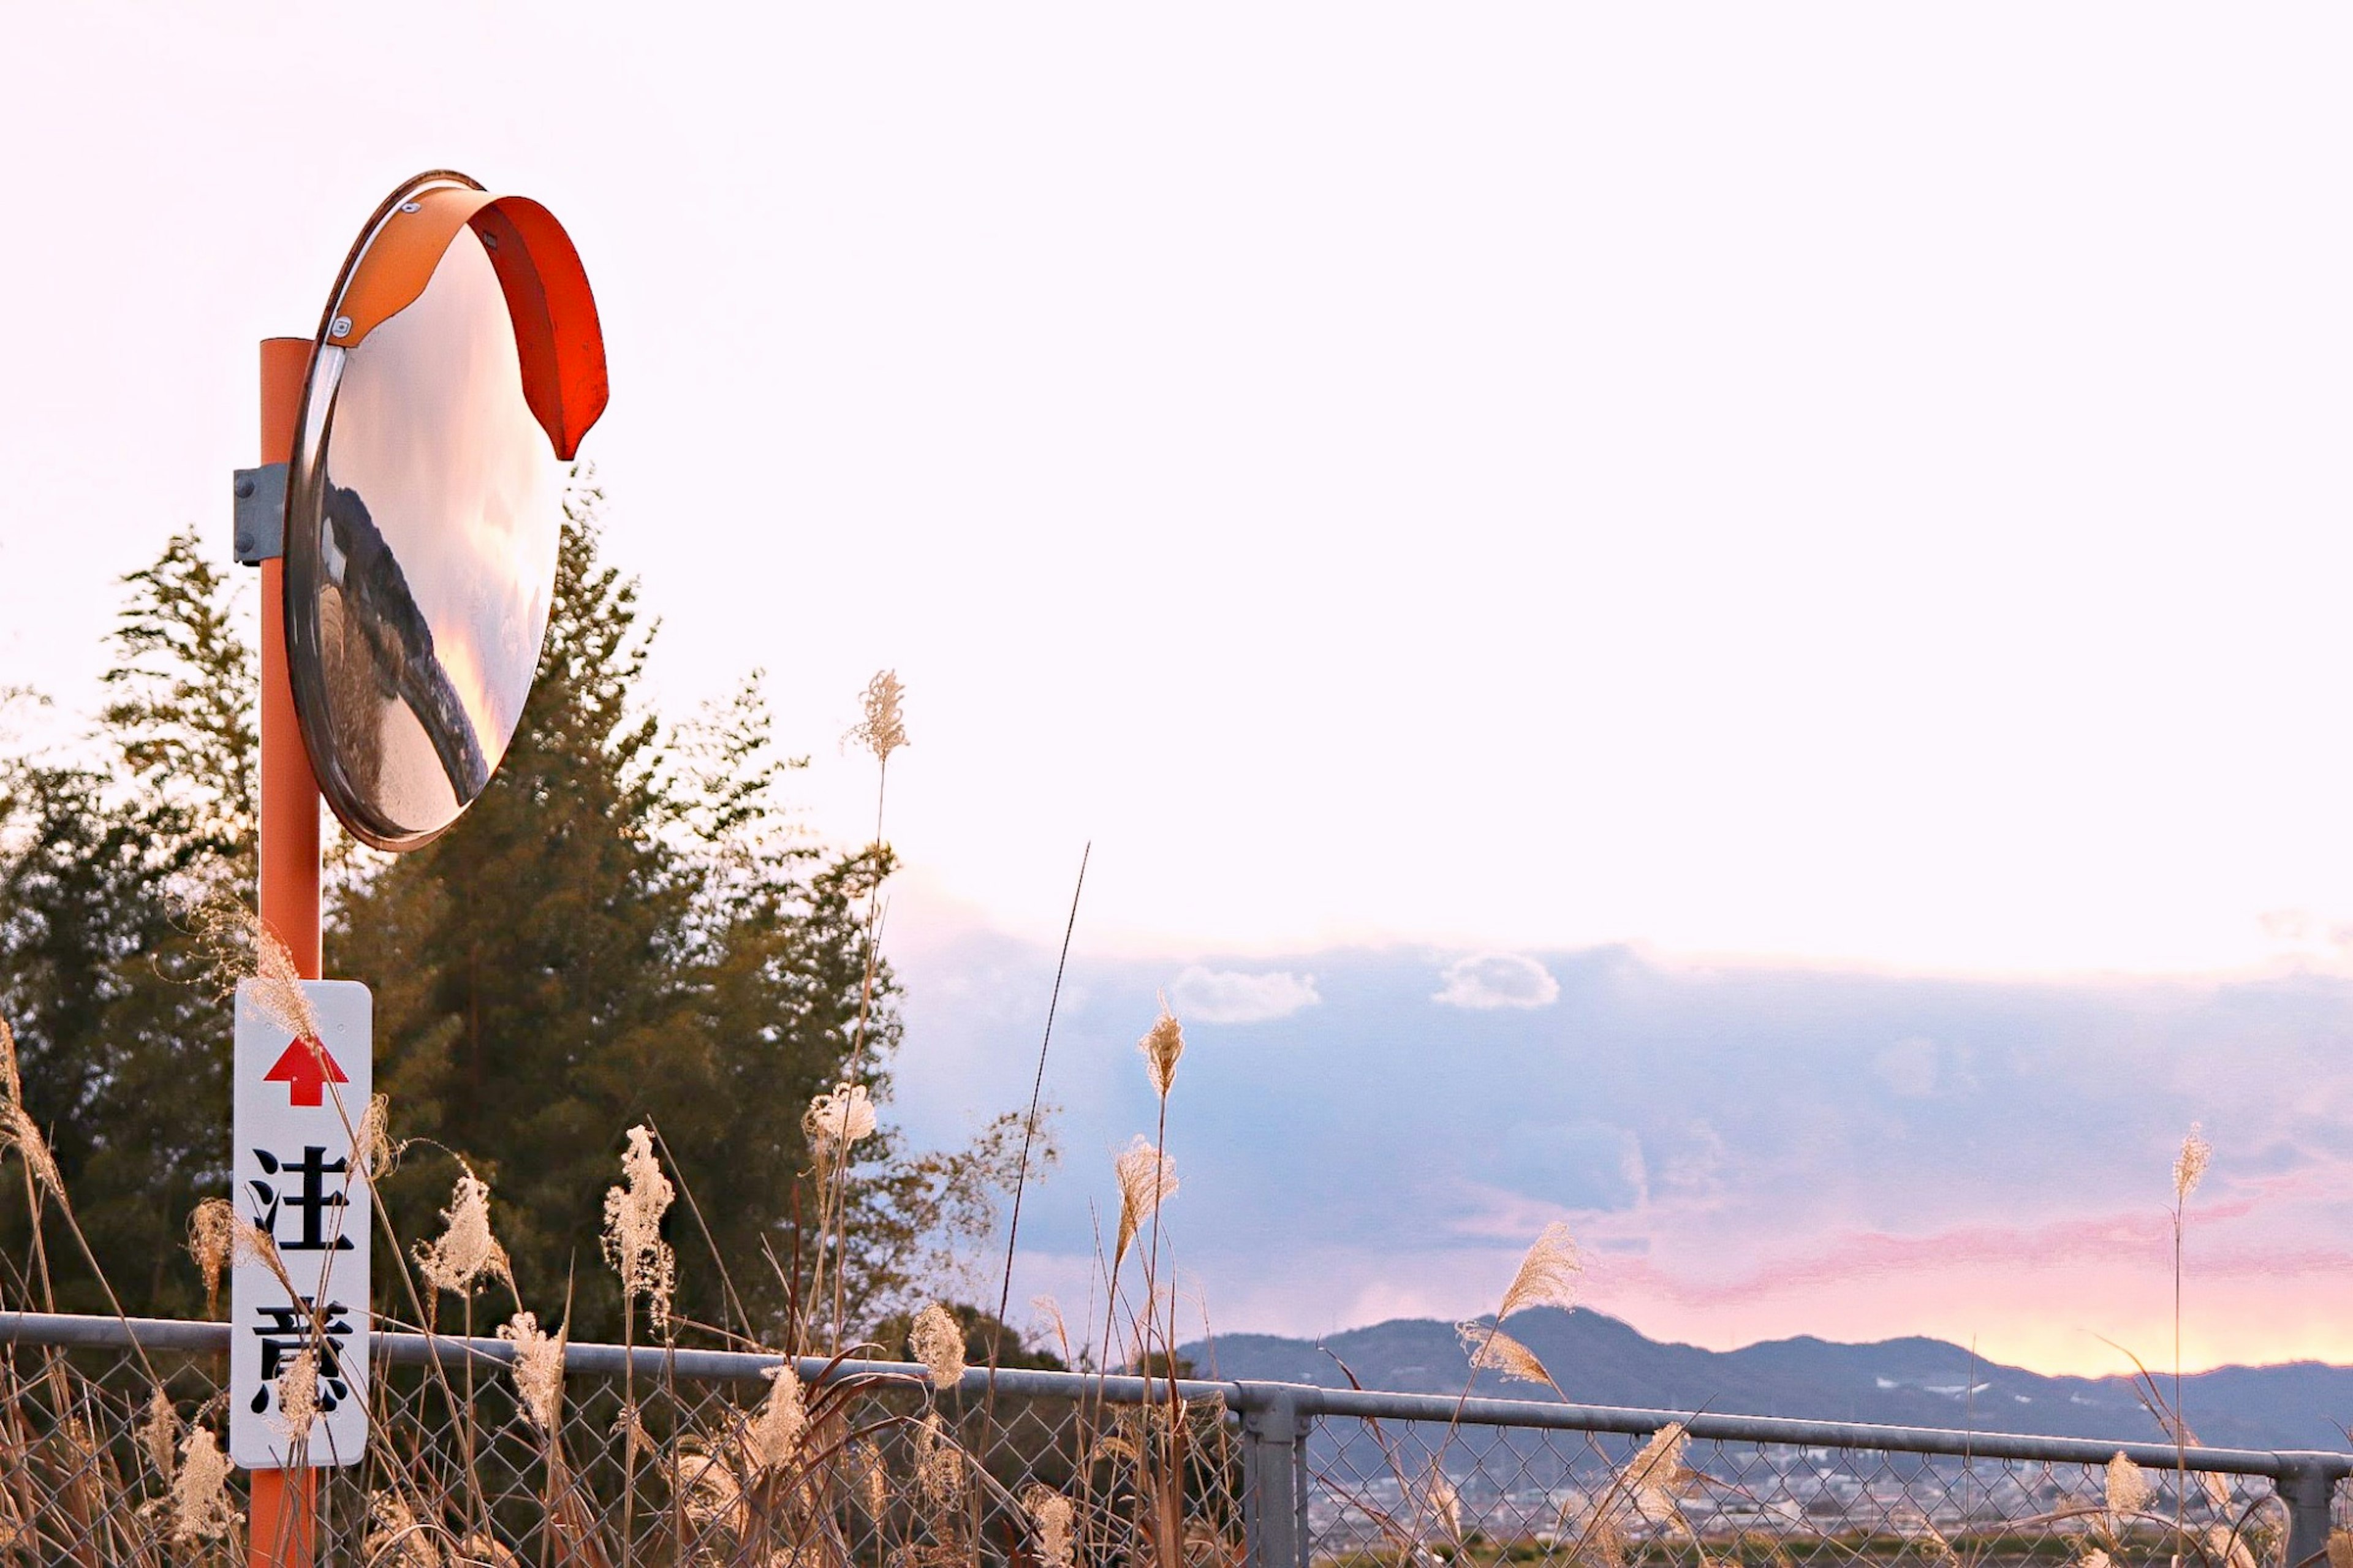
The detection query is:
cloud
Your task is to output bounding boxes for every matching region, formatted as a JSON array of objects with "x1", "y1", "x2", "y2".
[
  {"x1": 1433, "y1": 952, "x2": 1559, "y2": 1009},
  {"x1": 1166, "y1": 965, "x2": 1320, "y2": 1024}
]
